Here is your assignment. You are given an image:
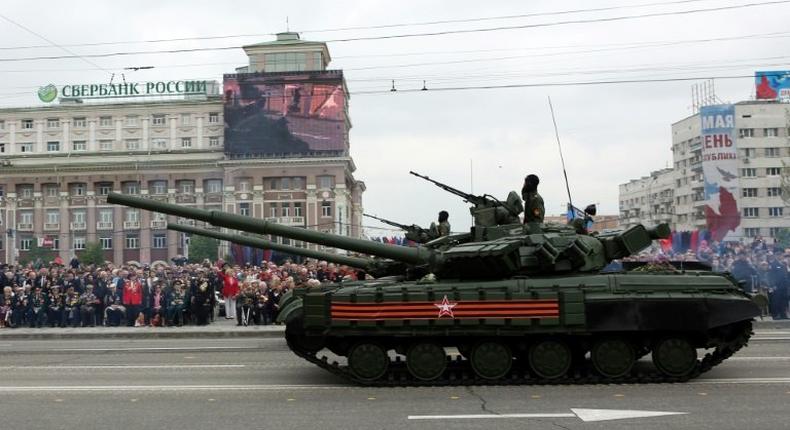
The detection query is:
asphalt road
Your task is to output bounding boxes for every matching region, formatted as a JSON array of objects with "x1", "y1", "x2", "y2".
[{"x1": 0, "y1": 331, "x2": 788, "y2": 430}]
